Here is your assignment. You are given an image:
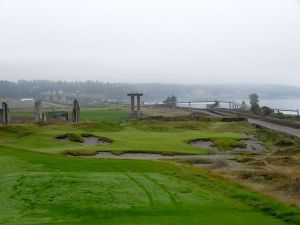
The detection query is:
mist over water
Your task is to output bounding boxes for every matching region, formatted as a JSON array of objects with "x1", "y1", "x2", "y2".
[{"x1": 178, "y1": 99, "x2": 300, "y2": 115}]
